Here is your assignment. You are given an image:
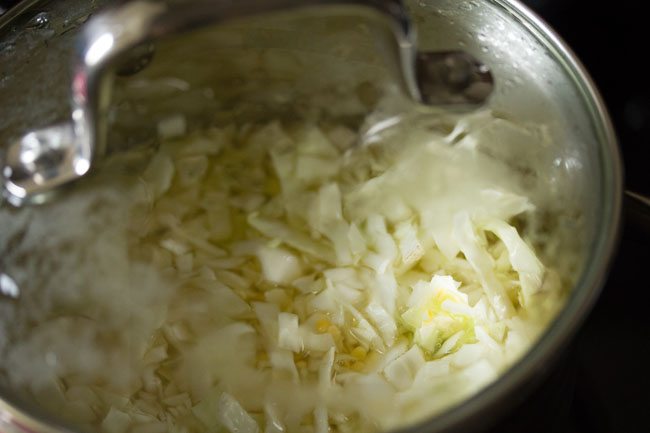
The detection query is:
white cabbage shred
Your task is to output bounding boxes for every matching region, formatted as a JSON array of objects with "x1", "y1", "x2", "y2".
[{"x1": 0, "y1": 111, "x2": 566, "y2": 433}]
